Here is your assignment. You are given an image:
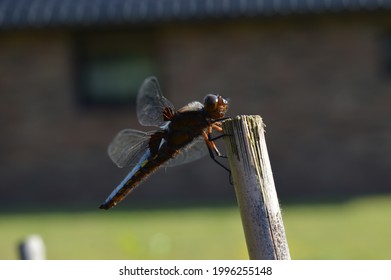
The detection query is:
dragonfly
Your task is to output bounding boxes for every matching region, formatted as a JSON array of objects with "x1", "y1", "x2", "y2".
[{"x1": 100, "y1": 76, "x2": 229, "y2": 210}]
